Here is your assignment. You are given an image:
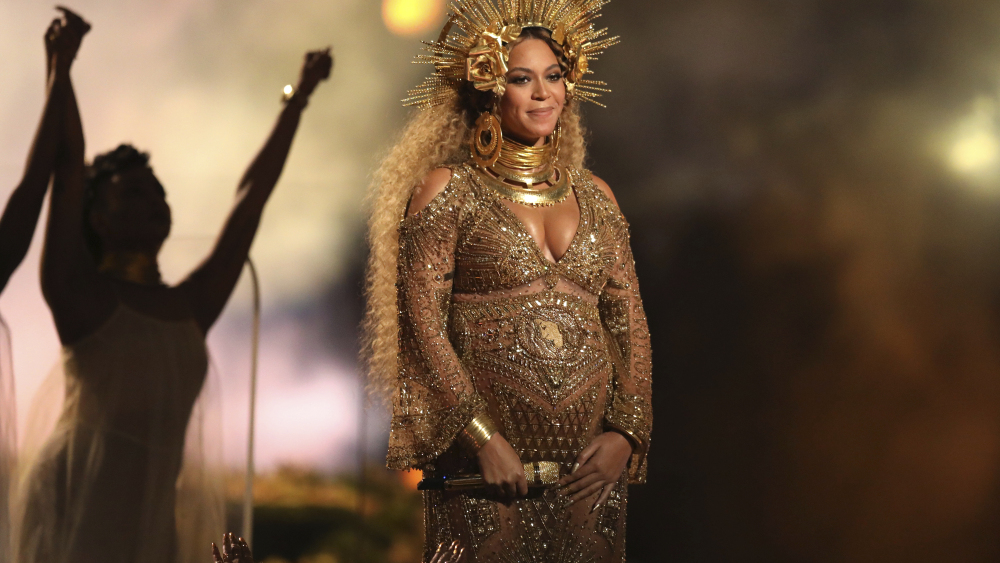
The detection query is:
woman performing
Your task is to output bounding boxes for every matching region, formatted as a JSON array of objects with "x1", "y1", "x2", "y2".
[
  {"x1": 365, "y1": 1, "x2": 651, "y2": 561},
  {"x1": 1, "y1": 9, "x2": 87, "y2": 561},
  {"x1": 12, "y1": 8, "x2": 333, "y2": 563}
]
